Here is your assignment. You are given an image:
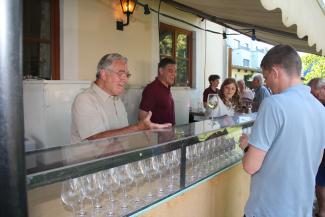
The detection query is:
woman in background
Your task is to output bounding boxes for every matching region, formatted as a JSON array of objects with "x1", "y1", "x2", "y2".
[{"x1": 207, "y1": 78, "x2": 242, "y2": 118}]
